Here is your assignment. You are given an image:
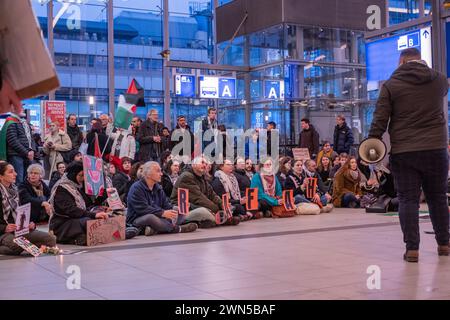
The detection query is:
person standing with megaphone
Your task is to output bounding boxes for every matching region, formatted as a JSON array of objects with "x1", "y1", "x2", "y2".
[{"x1": 367, "y1": 48, "x2": 449, "y2": 263}]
